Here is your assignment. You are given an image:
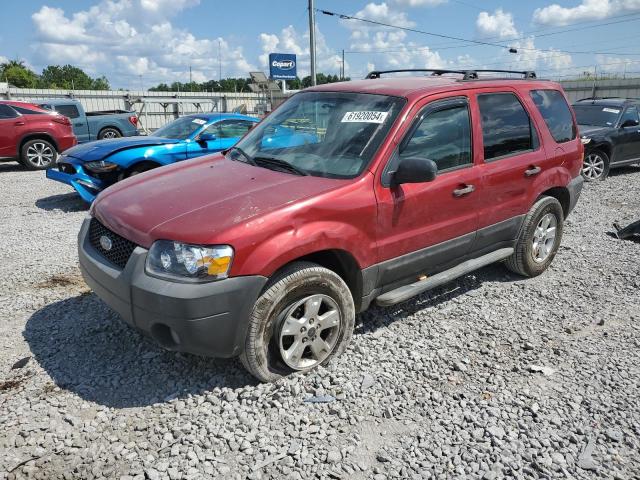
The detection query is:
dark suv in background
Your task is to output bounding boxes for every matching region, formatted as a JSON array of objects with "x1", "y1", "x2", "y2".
[{"x1": 573, "y1": 97, "x2": 640, "y2": 181}]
